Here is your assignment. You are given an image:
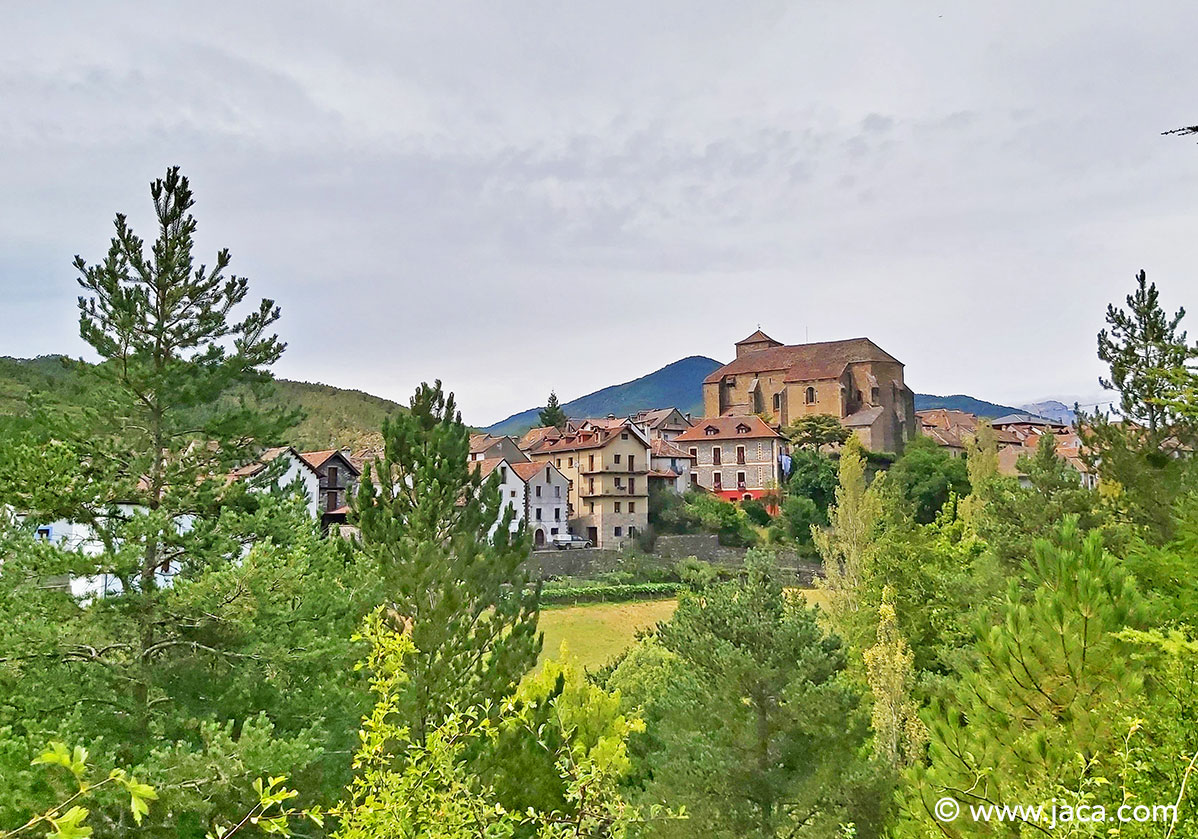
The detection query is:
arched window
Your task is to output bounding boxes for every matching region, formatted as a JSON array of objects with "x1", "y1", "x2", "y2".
[
  {"x1": 805, "y1": 387, "x2": 816, "y2": 404},
  {"x1": 773, "y1": 392, "x2": 782, "y2": 412}
]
